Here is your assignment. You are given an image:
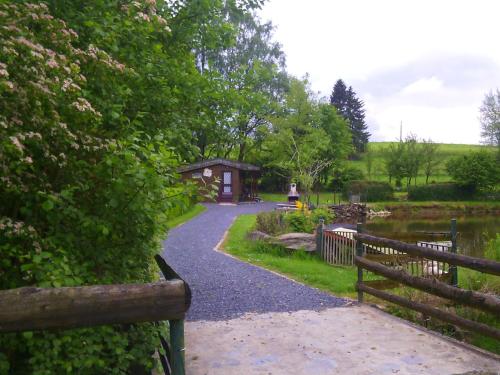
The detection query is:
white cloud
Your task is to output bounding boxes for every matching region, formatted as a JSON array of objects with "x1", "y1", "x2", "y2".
[
  {"x1": 400, "y1": 77, "x2": 443, "y2": 96},
  {"x1": 259, "y1": 0, "x2": 500, "y2": 144}
]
